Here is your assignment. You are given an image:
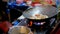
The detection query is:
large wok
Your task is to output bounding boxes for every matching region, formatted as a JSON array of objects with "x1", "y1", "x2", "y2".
[{"x1": 23, "y1": 5, "x2": 58, "y2": 20}]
